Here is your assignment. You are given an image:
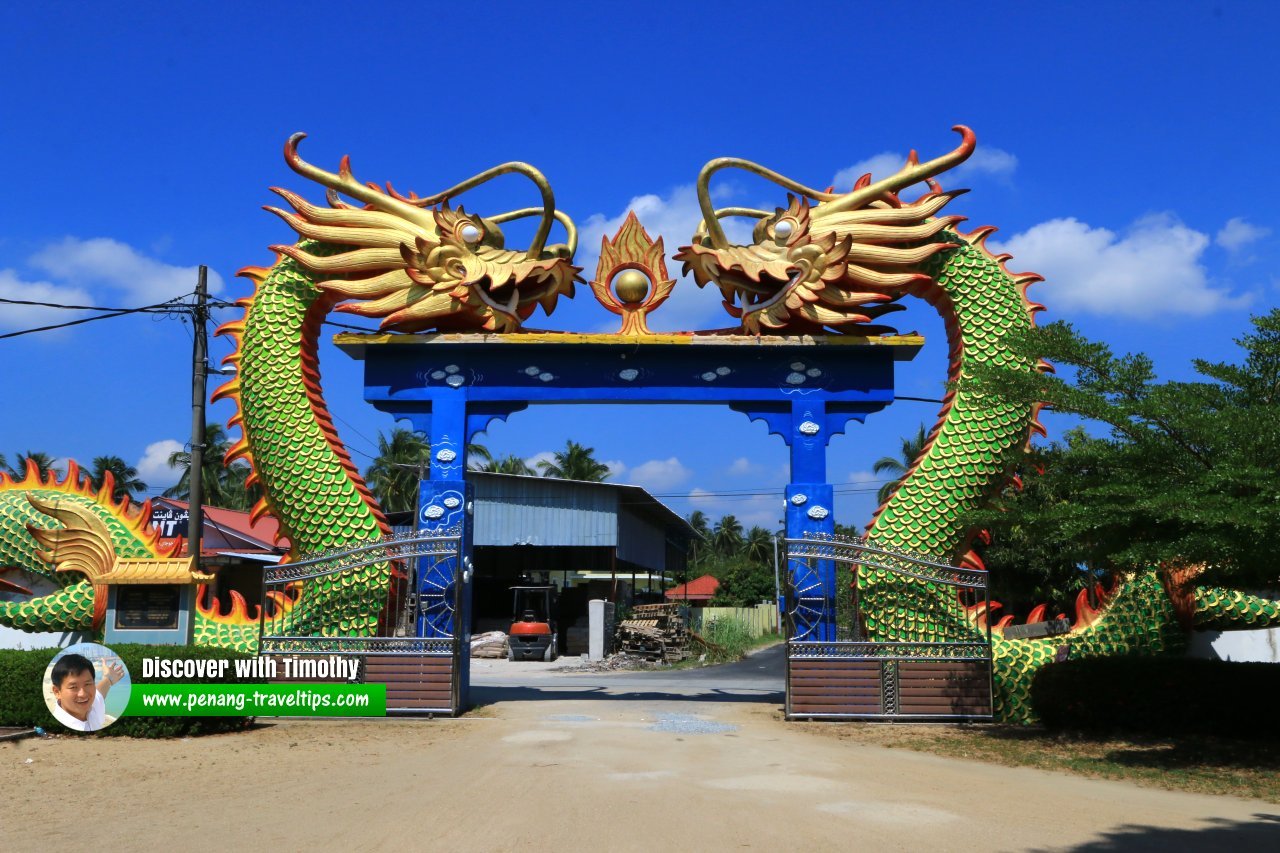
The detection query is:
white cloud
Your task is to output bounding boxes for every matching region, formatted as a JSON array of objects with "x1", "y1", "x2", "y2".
[
  {"x1": 832, "y1": 146, "x2": 1017, "y2": 194},
  {"x1": 847, "y1": 470, "x2": 880, "y2": 485},
  {"x1": 627, "y1": 457, "x2": 691, "y2": 492},
  {"x1": 990, "y1": 213, "x2": 1250, "y2": 319},
  {"x1": 602, "y1": 459, "x2": 627, "y2": 479},
  {"x1": 136, "y1": 439, "x2": 184, "y2": 488},
  {"x1": 727, "y1": 457, "x2": 761, "y2": 476},
  {"x1": 958, "y1": 147, "x2": 1018, "y2": 180},
  {"x1": 523, "y1": 451, "x2": 556, "y2": 473},
  {"x1": 29, "y1": 237, "x2": 224, "y2": 304},
  {"x1": 1216, "y1": 217, "x2": 1270, "y2": 254},
  {"x1": 833, "y1": 153, "x2": 907, "y2": 193},
  {"x1": 0, "y1": 269, "x2": 96, "y2": 332},
  {"x1": 578, "y1": 185, "x2": 754, "y2": 331},
  {"x1": 686, "y1": 488, "x2": 783, "y2": 529}
]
